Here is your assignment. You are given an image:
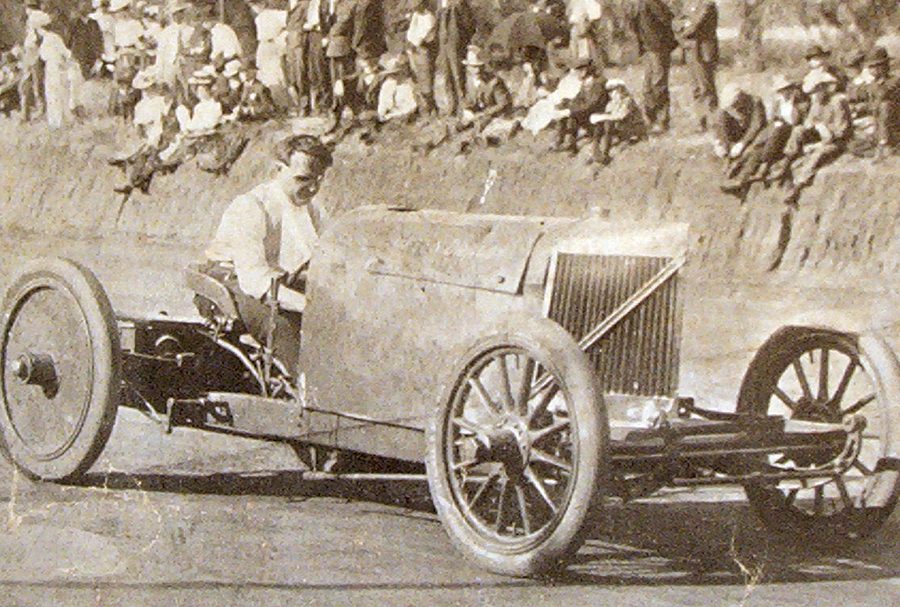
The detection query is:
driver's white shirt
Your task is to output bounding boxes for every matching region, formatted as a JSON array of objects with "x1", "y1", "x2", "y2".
[{"x1": 205, "y1": 180, "x2": 319, "y2": 300}]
